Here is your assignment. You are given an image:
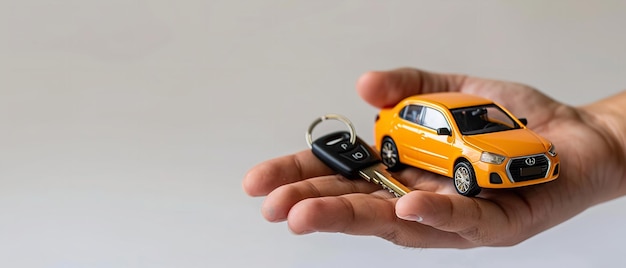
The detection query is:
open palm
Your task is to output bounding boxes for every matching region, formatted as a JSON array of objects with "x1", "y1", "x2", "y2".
[{"x1": 243, "y1": 68, "x2": 625, "y2": 248}]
